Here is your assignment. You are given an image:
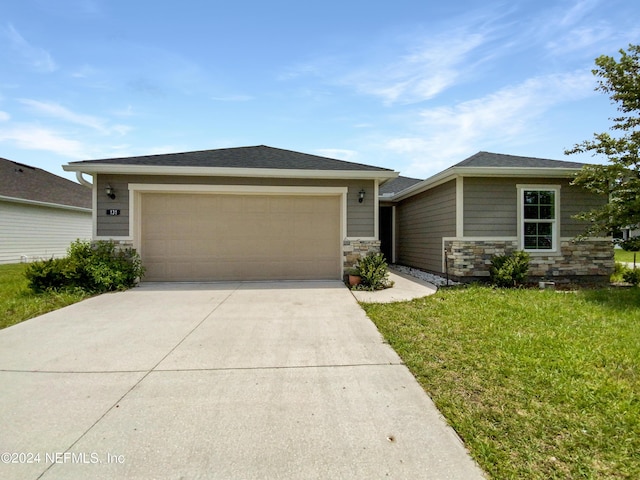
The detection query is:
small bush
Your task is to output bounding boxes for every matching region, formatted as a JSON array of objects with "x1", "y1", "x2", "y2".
[
  {"x1": 352, "y1": 253, "x2": 394, "y2": 291},
  {"x1": 25, "y1": 240, "x2": 144, "y2": 294},
  {"x1": 623, "y1": 268, "x2": 640, "y2": 286},
  {"x1": 489, "y1": 251, "x2": 530, "y2": 288}
]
